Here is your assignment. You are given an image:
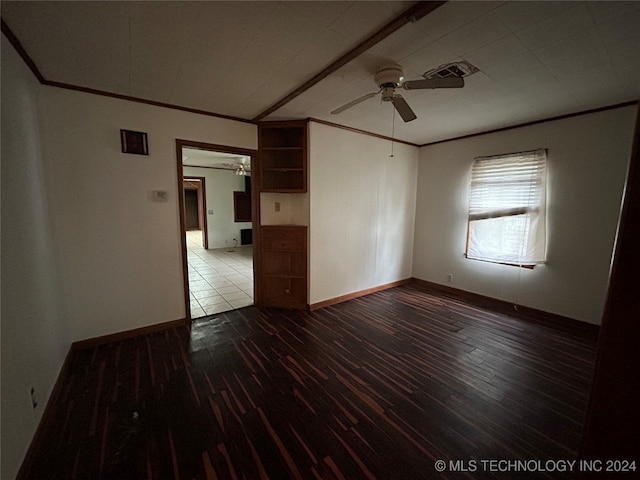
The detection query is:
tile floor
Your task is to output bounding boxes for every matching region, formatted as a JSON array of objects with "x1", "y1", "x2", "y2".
[{"x1": 186, "y1": 230, "x2": 254, "y2": 318}]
